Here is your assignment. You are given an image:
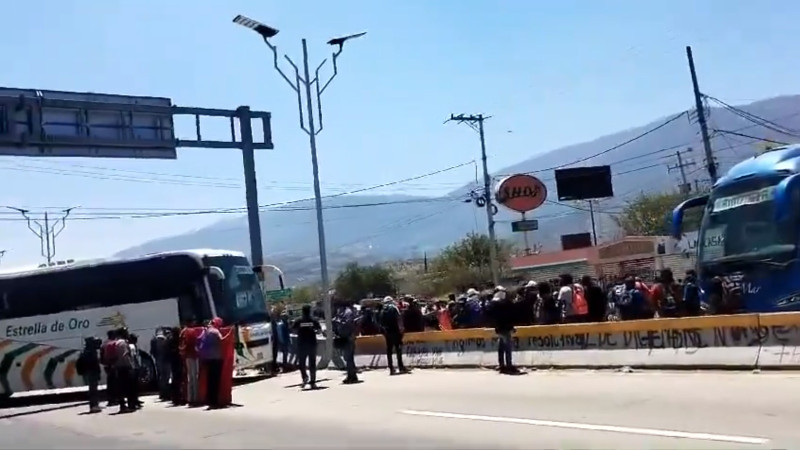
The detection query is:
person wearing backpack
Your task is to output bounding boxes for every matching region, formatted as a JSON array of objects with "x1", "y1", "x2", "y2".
[
  {"x1": 76, "y1": 337, "x2": 102, "y2": 414},
  {"x1": 683, "y1": 270, "x2": 702, "y2": 316},
  {"x1": 652, "y1": 268, "x2": 682, "y2": 318},
  {"x1": 558, "y1": 274, "x2": 589, "y2": 323},
  {"x1": 112, "y1": 328, "x2": 136, "y2": 413}
]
